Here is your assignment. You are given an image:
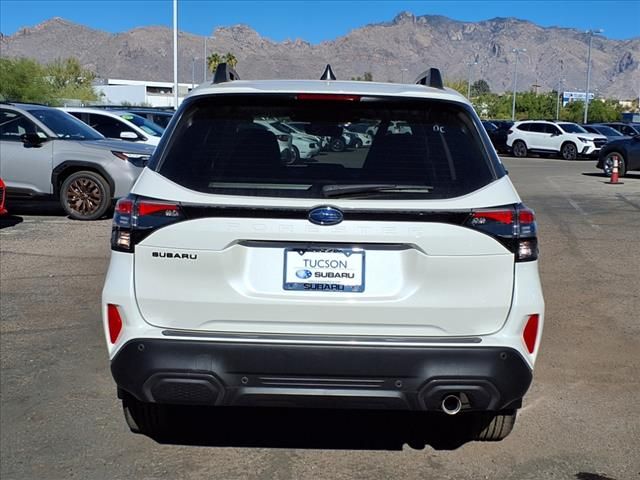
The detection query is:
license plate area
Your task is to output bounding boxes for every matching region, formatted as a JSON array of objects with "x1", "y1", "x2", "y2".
[{"x1": 283, "y1": 247, "x2": 365, "y2": 292}]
